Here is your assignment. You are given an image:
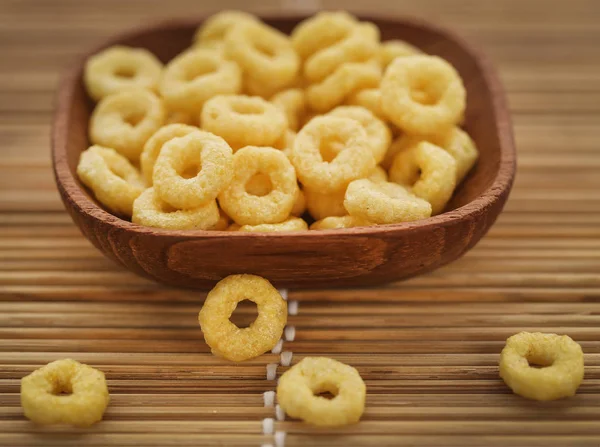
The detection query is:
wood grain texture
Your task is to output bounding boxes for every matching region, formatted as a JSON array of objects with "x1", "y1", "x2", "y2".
[{"x1": 1, "y1": 0, "x2": 600, "y2": 446}]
